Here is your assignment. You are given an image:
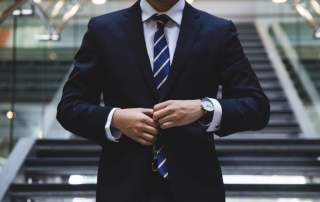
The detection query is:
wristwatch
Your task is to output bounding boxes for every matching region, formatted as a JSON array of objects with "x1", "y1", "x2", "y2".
[
  {"x1": 199, "y1": 97, "x2": 214, "y2": 124},
  {"x1": 201, "y1": 97, "x2": 214, "y2": 113}
]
